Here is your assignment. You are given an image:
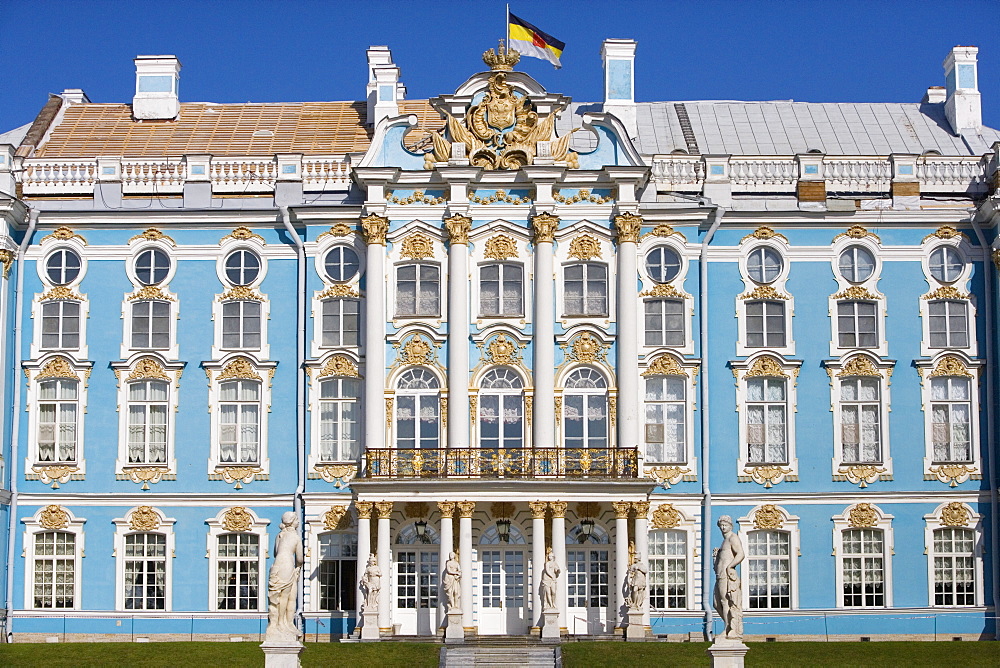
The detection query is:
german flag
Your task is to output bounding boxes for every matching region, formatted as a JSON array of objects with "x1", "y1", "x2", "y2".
[{"x1": 508, "y1": 13, "x2": 565, "y2": 69}]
